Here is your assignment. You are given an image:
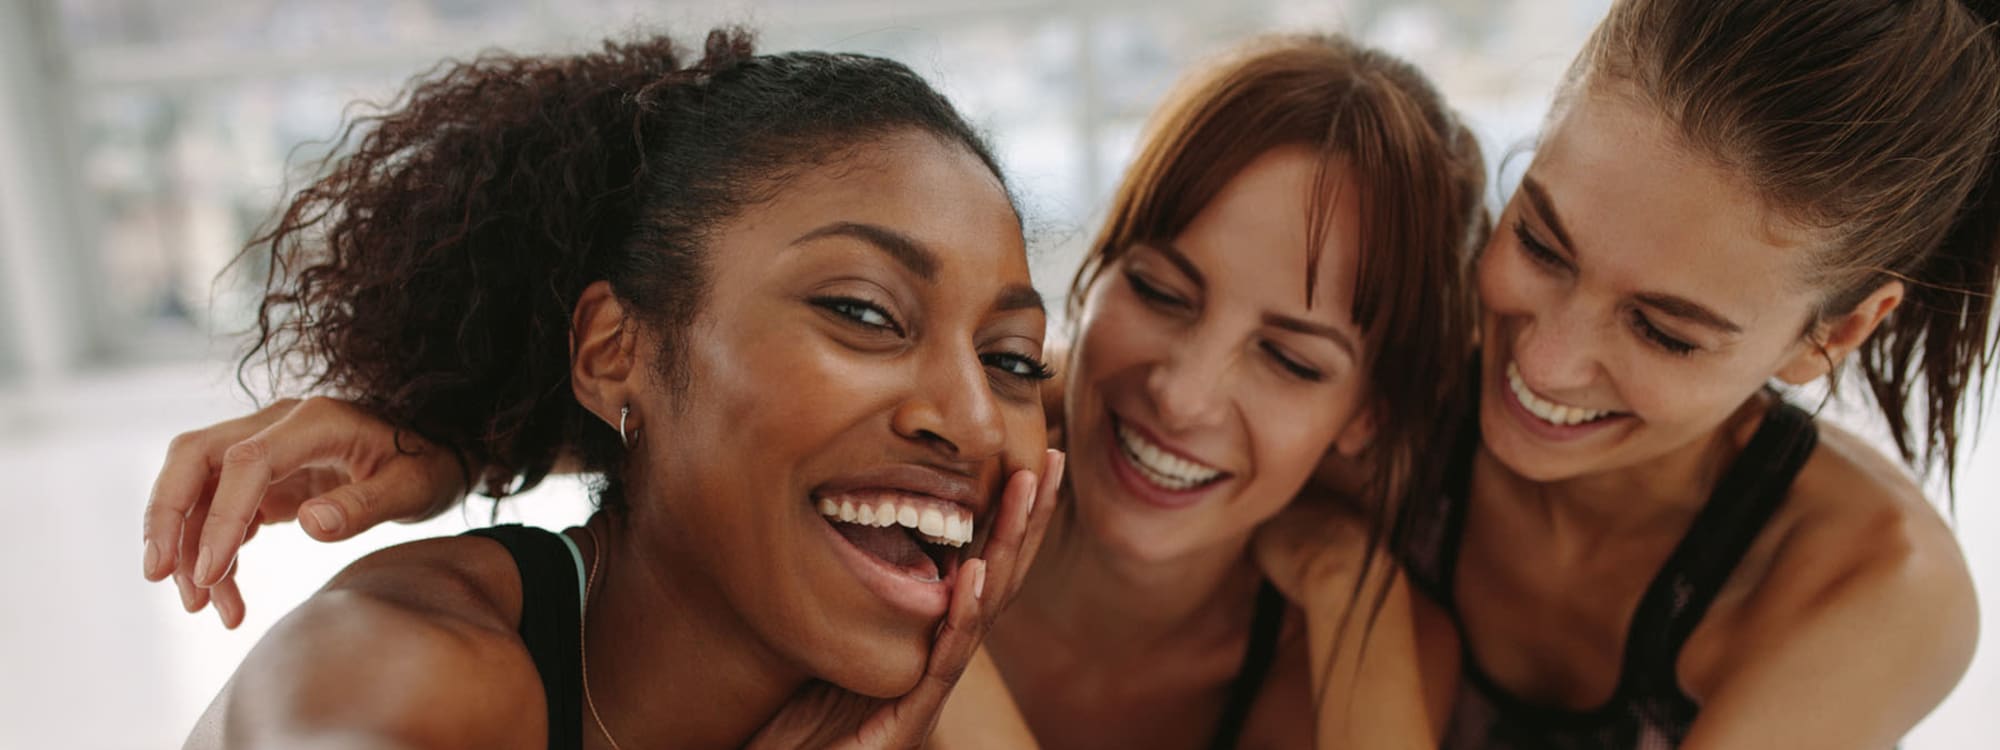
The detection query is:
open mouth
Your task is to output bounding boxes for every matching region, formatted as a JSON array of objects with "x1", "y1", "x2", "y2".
[
  {"x1": 1503, "y1": 361, "x2": 1628, "y2": 429},
  {"x1": 1110, "y1": 414, "x2": 1229, "y2": 493},
  {"x1": 815, "y1": 492, "x2": 972, "y2": 584}
]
